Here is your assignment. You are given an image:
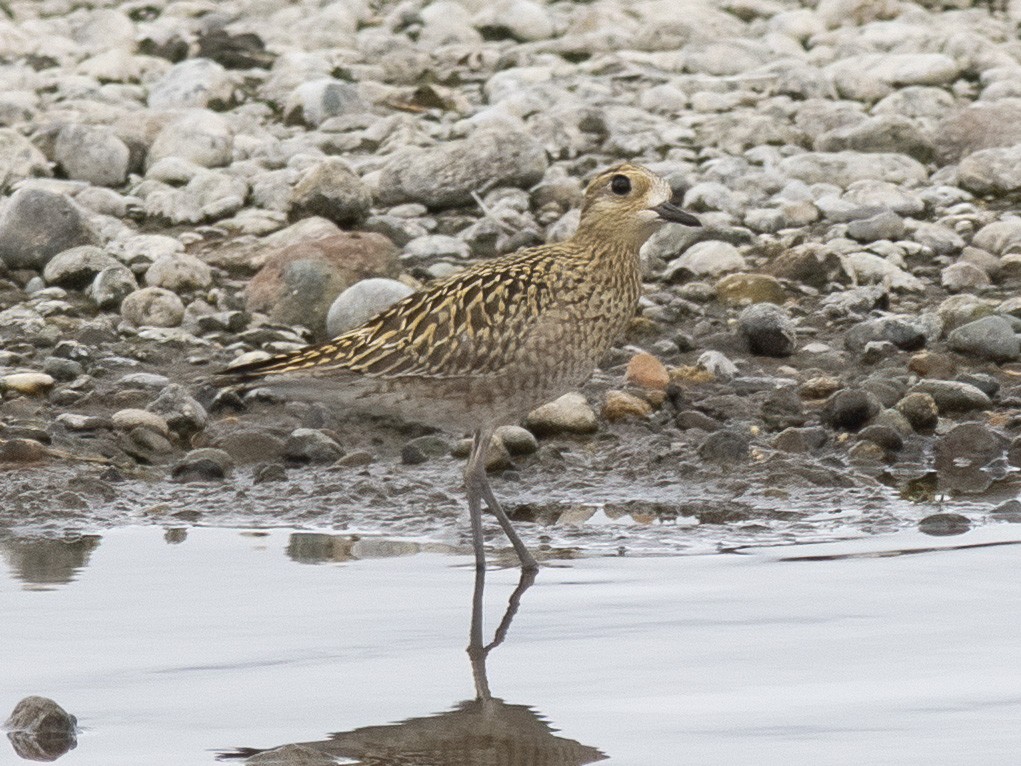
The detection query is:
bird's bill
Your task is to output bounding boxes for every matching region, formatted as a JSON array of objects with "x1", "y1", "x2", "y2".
[{"x1": 652, "y1": 202, "x2": 701, "y2": 226}]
